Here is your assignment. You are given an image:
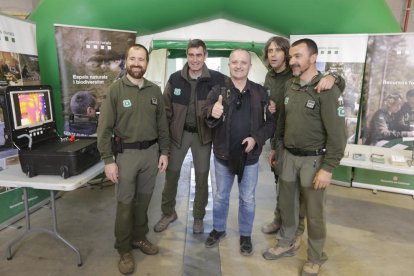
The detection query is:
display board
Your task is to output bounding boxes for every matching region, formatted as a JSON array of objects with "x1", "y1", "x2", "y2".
[
  {"x1": 353, "y1": 168, "x2": 414, "y2": 196},
  {"x1": 0, "y1": 187, "x2": 49, "y2": 229},
  {"x1": 1, "y1": 14, "x2": 41, "y2": 151},
  {"x1": 54, "y1": 24, "x2": 136, "y2": 136},
  {"x1": 360, "y1": 33, "x2": 414, "y2": 150},
  {"x1": 0, "y1": 14, "x2": 48, "y2": 227},
  {"x1": 290, "y1": 34, "x2": 369, "y2": 186}
]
